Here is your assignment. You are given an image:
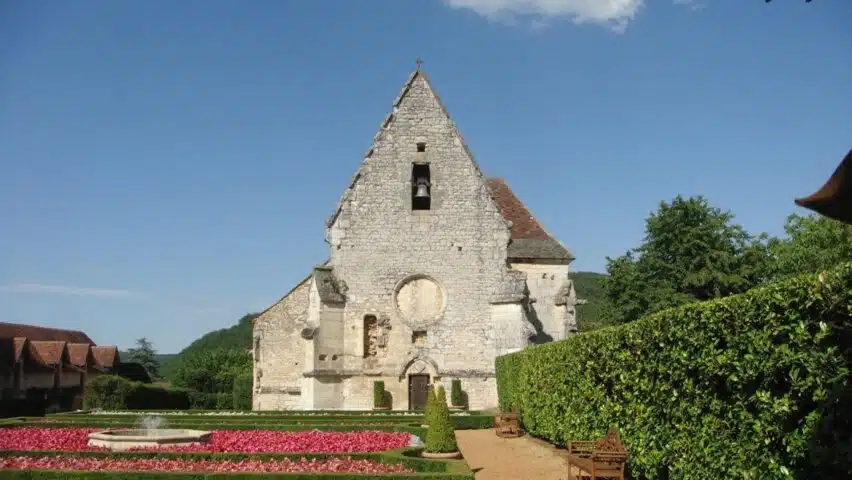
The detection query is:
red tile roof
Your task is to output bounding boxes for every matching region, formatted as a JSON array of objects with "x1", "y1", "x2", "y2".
[
  {"x1": 13, "y1": 338, "x2": 26, "y2": 362},
  {"x1": 67, "y1": 343, "x2": 92, "y2": 367},
  {"x1": 486, "y1": 178, "x2": 573, "y2": 261},
  {"x1": 29, "y1": 341, "x2": 66, "y2": 365},
  {"x1": 0, "y1": 322, "x2": 95, "y2": 344},
  {"x1": 91, "y1": 346, "x2": 119, "y2": 367},
  {"x1": 487, "y1": 178, "x2": 552, "y2": 241}
]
